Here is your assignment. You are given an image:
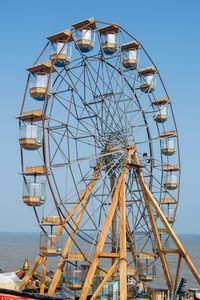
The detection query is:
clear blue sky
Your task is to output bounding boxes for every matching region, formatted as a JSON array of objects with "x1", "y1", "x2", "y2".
[{"x1": 0, "y1": 0, "x2": 199, "y2": 233}]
